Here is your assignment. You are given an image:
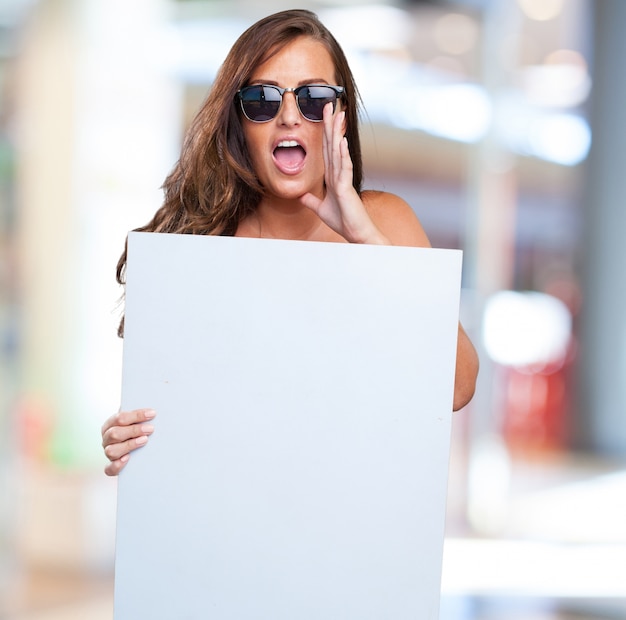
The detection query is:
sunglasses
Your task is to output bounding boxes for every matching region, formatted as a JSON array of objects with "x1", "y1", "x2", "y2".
[{"x1": 237, "y1": 84, "x2": 344, "y2": 123}]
